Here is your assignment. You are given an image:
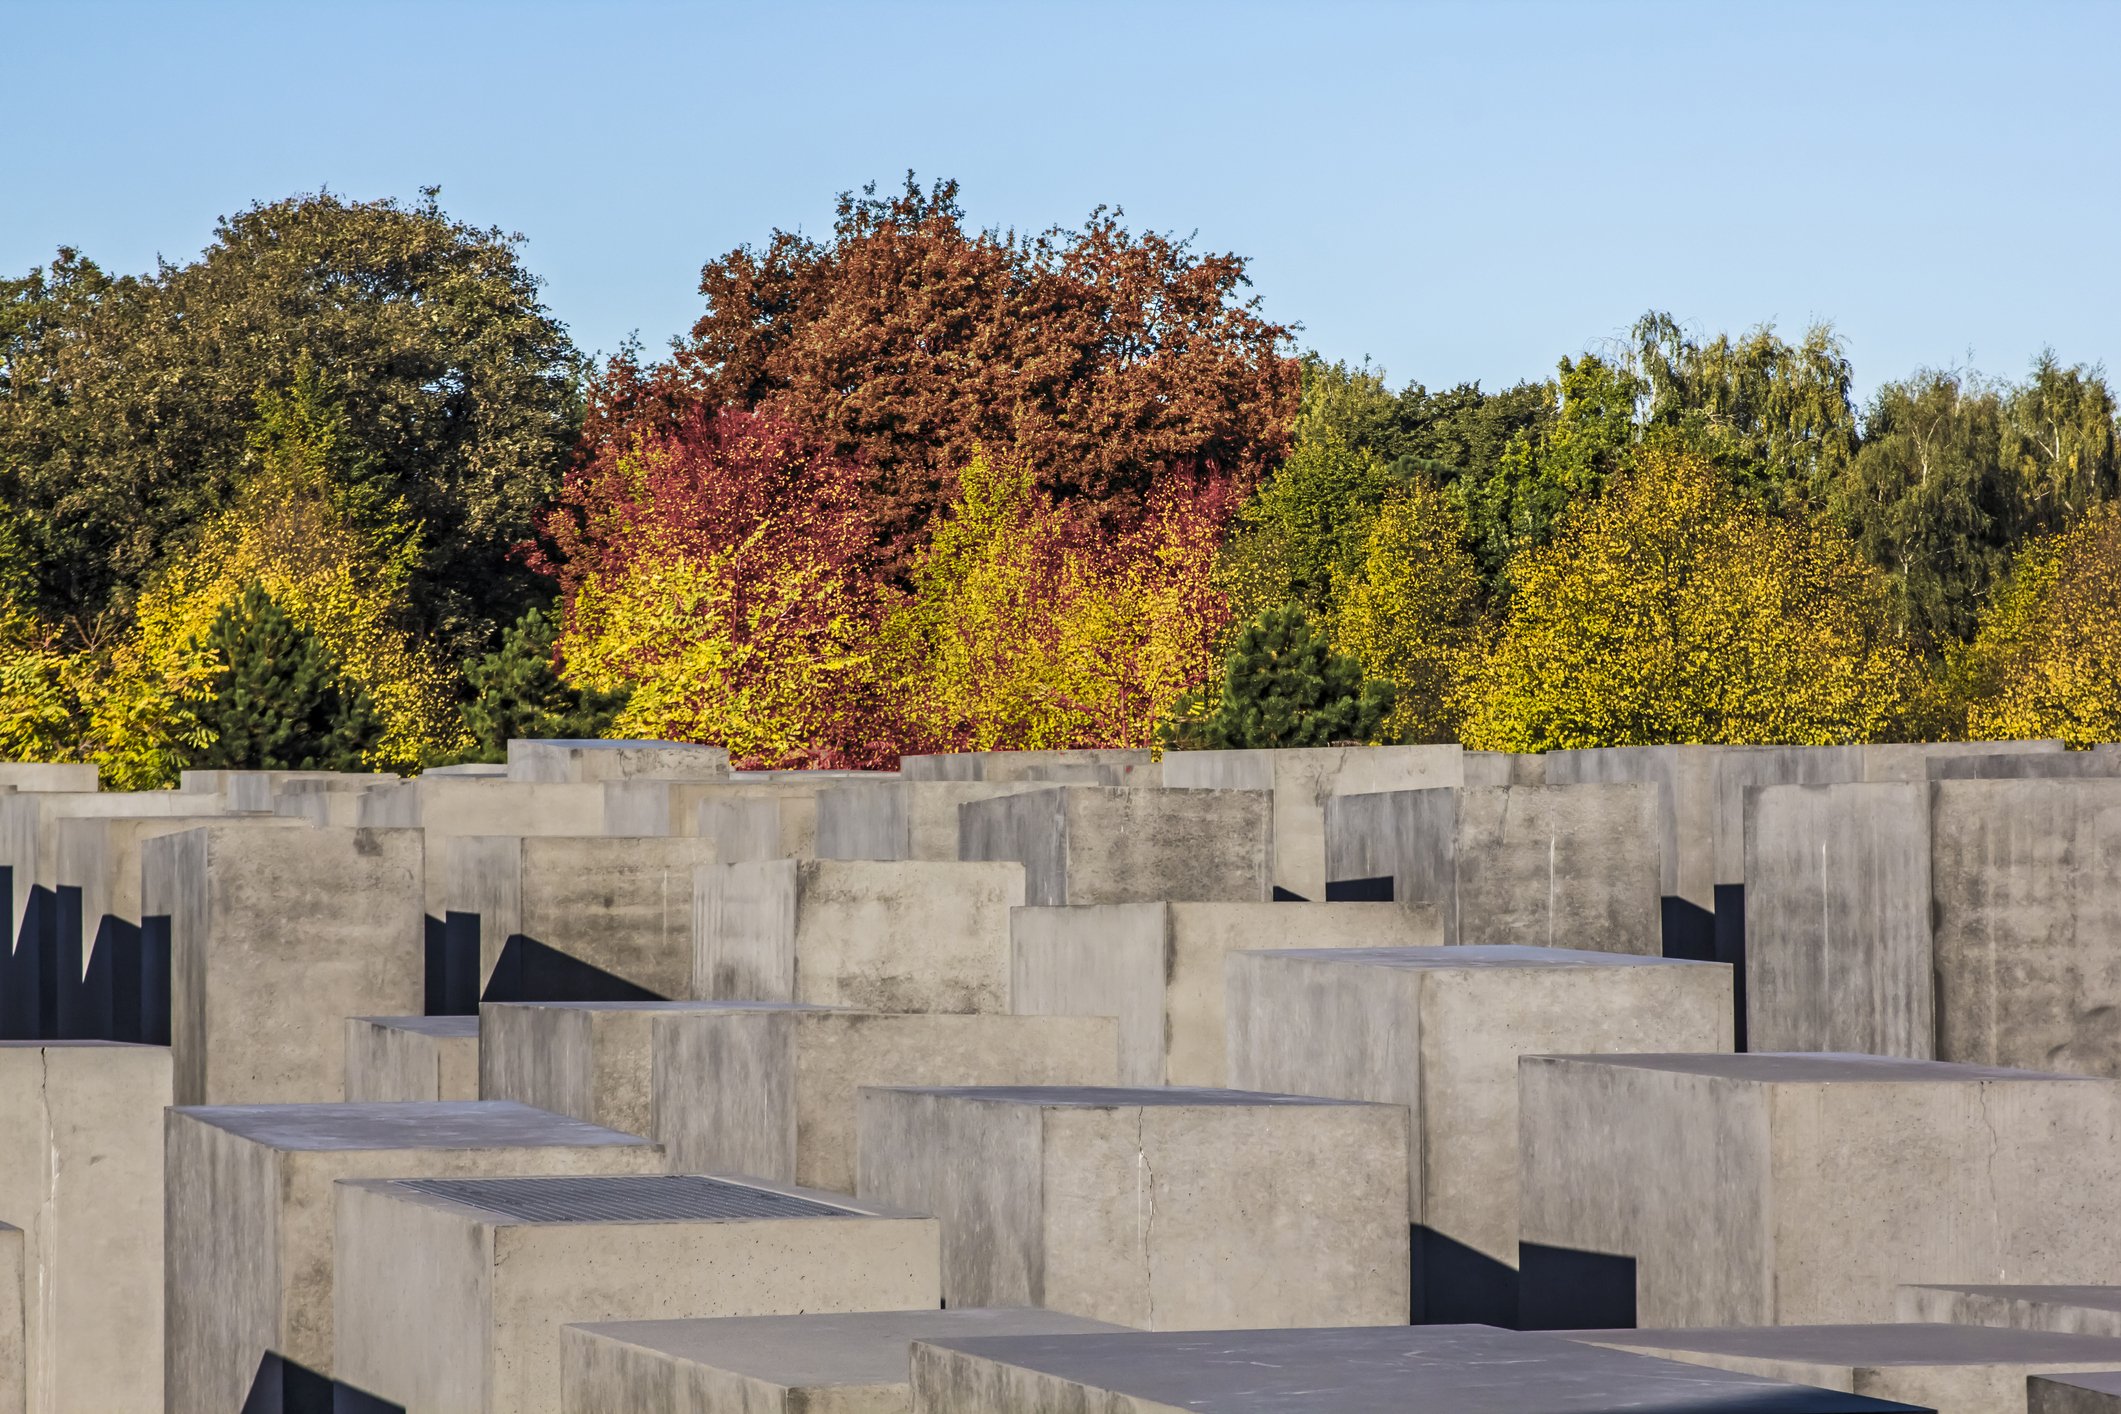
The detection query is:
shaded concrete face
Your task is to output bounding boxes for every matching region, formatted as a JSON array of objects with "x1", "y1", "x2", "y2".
[
  {"x1": 813, "y1": 781, "x2": 1046, "y2": 862},
  {"x1": 1160, "y1": 747, "x2": 1464, "y2": 901},
  {"x1": 1225, "y1": 947, "x2": 1731, "y2": 1314},
  {"x1": 1325, "y1": 785, "x2": 1661, "y2": 952},
  {"x1": 163, "y1": 1102, "x2": 662, "y2": 1414},
  {"x1": 898, "y1": 750, "x2": 1157, "y2": 786},
  {"x1": 0, "y1": 790, "x2": 227, "y2": 941},
  {"x1": 958, "y1": 787, "x2": 1273, "y2": 907},
  {"x1": 1518, "y1": 1054, "x2": 2121, "y2": 1327},
  {"x1": 0, "y1": 1042, "x2": 169, "y2": 1414},
  {"x1": 505, "y1": 739, "x2": 732, "y2": 784},
  {"x1": 1930, "y1": 779, "x2": 2121, "y2": 1076},
  {"x1": 694, "y1": 859, "x2": 1026, "y2": 1013},
  {"x1": 560, "y1": 1307, "x2": 1129, "y2": 1414},
  {"x1": 1744, "y1": 783, "x2": 1934, "y2": 1057},
  {"x1": 2034, "y1": 1373, "x2": 2121, "y2": 1413},
  {"x1": 1011, "y1": 901, "x2": 1443, "y2": 1087},
  {"x1": 855, "y1": 1086, "x2": 1410, "y2": 1330},
  {"x1": 144, "y1": 824, "x2": 425, "y2": 1106},
  {"x1": 1569, "y1": 1324, "x2": 2121, "y2": 1413},
  {"x1": 1898, "y1": 1284, "x2": 2121, "y2": 1338},
  {"x1": 451, "y1": 835, "x2": 719, "y2": 1000},
  {"x1": 480, "y1": 1000, "x2": 739, "y2": 1137},
  {"x1": 344, "y1": 1015, "x2": 480, "y2": 1103},
  {"x1": 650, "y1": 1006, "x2": 1118, "y2": 1192},
  {"x1": 906, "y1": 1325, "x2": 1931, "y2": 1413},
  {"x1": 332, "y1": 1175, "x2": 941, "y2": 1414}
]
